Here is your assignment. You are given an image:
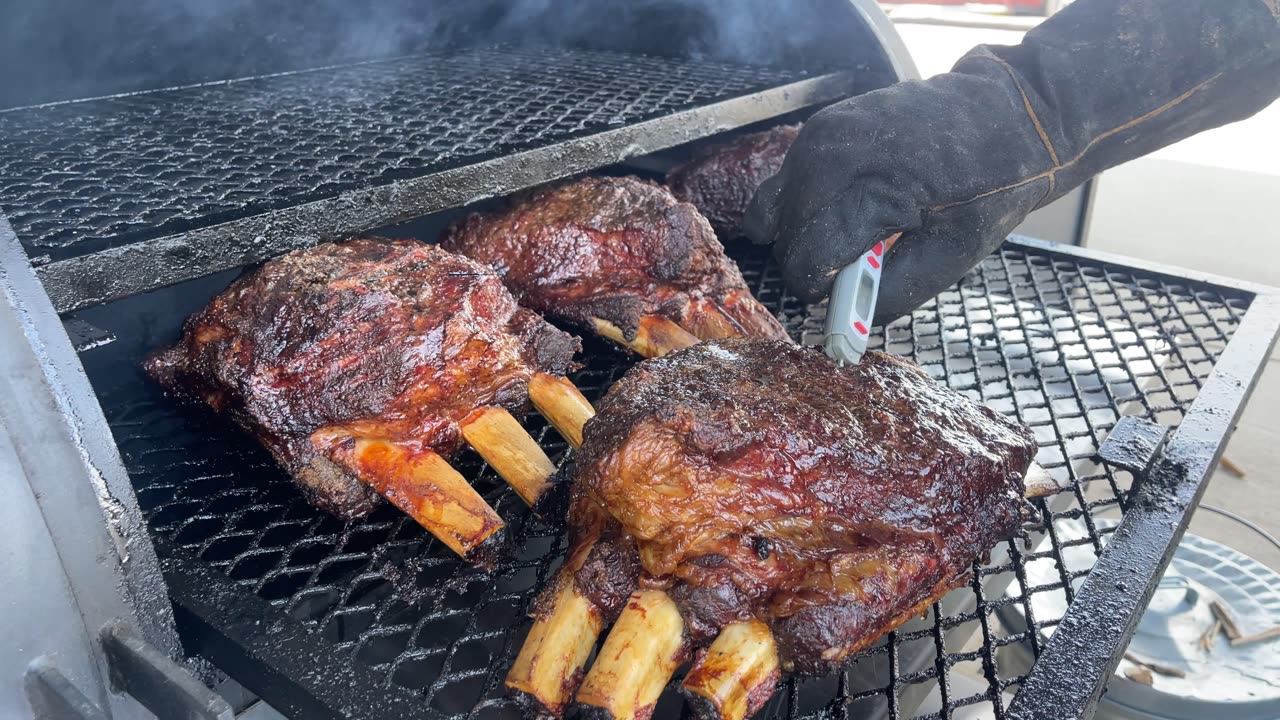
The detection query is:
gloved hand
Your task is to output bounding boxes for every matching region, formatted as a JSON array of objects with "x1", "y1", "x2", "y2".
[{"x1": 743, "y1": 0, "x2": 1280, "y2": 323}]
